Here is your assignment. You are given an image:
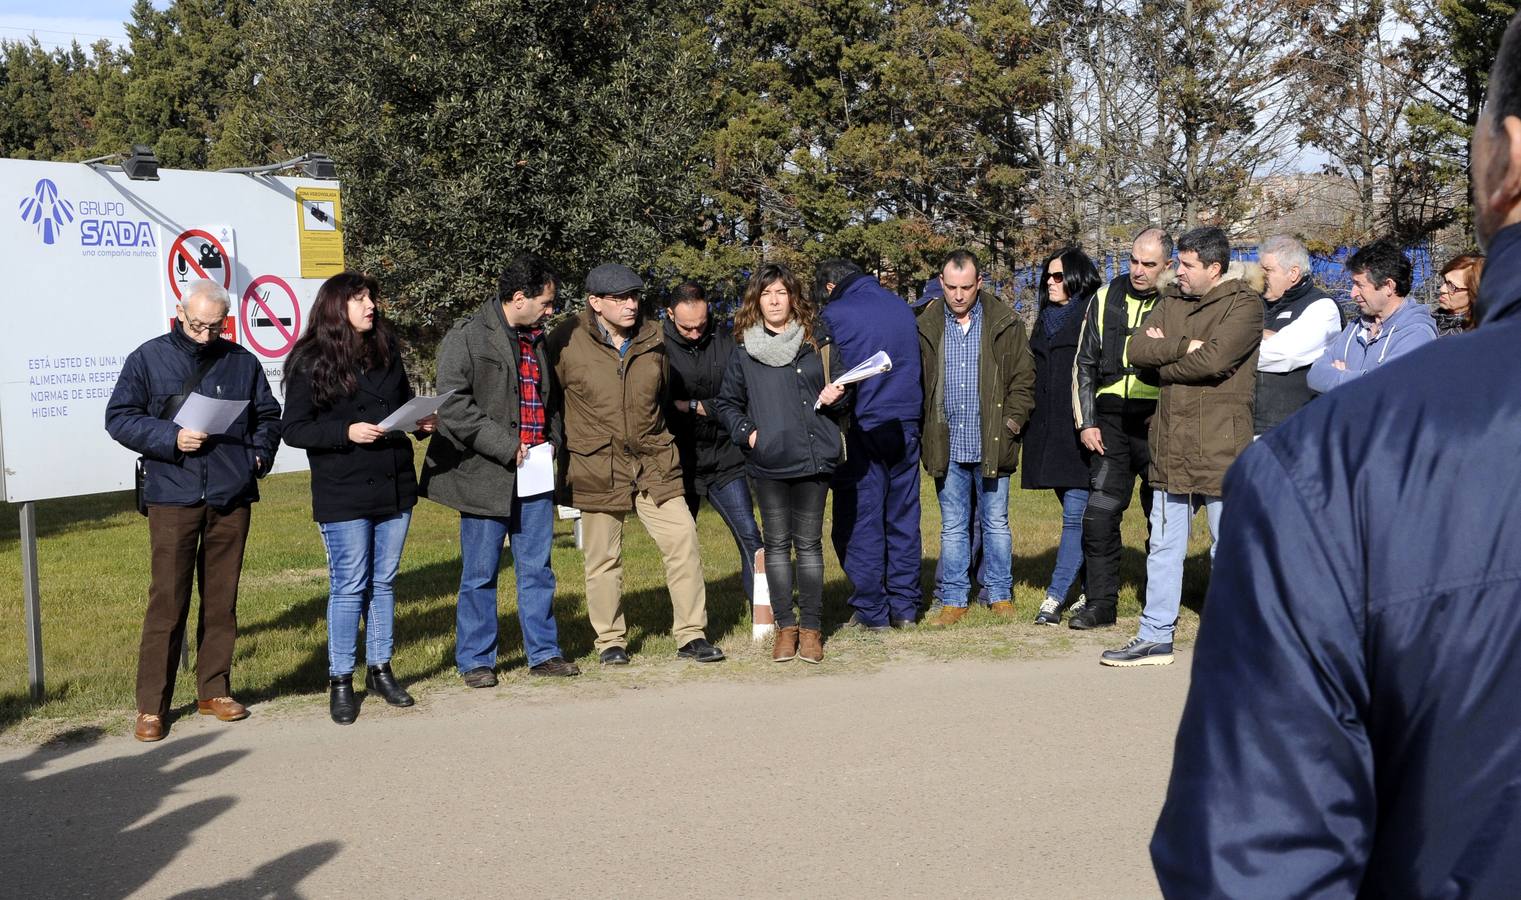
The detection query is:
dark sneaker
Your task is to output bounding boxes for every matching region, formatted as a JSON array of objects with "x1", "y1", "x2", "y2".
[
  {"x1": 460, "y1": 666, "x2": 498, "y2": 688},
  {"x1": 599, "y1": 647, "x2": 631, "y2": 666},
  {"x1": 1100, "y1": 637, "x2": 1174, "y2": 667},
  {"x1": 529, "y1": 657, "x2": 581, "y2": 677},
  {"x1": 677, "y1": 638, "x2": 725, "y2": 662},
  {"x1": 1034, "y1": 595, "x2": 1062, "y2": 626},
  {"x1": 1068, "y1": 604, "x2": 1117, "y2": 630},
  {"x1": 890, "y1": 615, "x2": 918, "y2": 629}
]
